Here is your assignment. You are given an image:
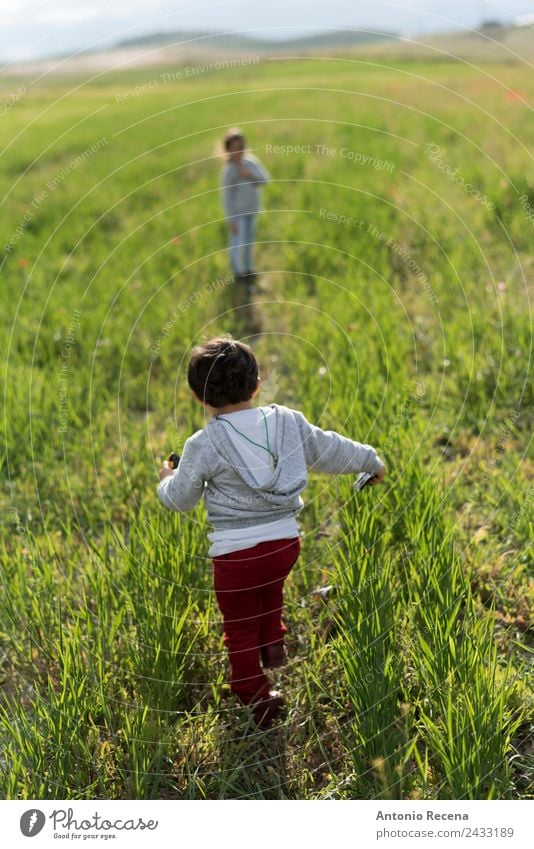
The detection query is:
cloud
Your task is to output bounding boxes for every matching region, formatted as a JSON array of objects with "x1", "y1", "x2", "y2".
[{"x1": 36, "y1": 6, "x2": 100, "y2": 25}]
